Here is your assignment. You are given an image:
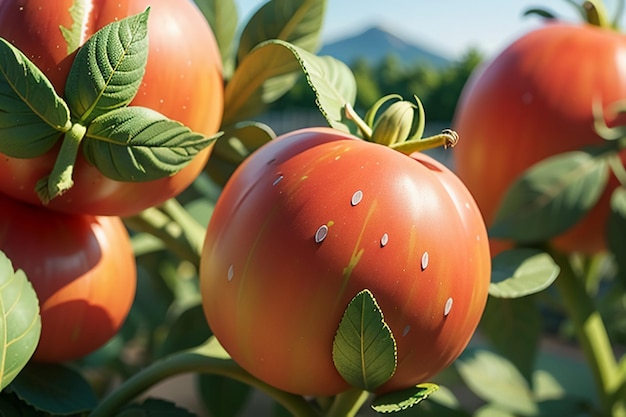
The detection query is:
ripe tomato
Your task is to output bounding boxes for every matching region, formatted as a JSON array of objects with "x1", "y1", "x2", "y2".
[
  {"x1": 453, "y1": 22, "x2": 626, "y2": 254},
  {"x1": 200, "y1": 127, "x2": 491, "y2": 396},
  {"x1": 0, "y1": 0, "x2": 223, "y2": 216},
  {"x1": 0, "y1": 192, "x2": 137, "y2": 363}
]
